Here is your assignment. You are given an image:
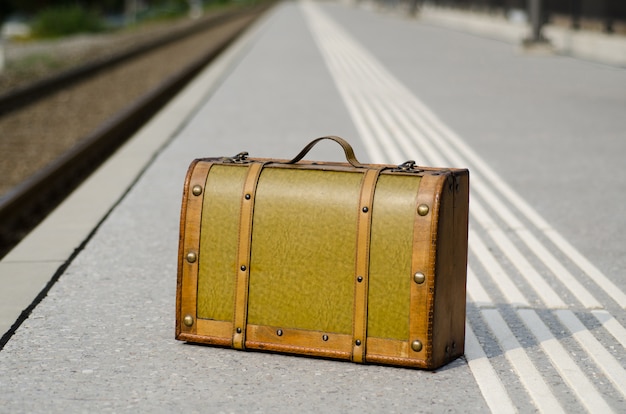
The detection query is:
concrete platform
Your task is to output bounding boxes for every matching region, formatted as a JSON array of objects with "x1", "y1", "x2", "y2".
[{"x1": 1, "y1": 1, "x2": 625, "y2": 412}]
